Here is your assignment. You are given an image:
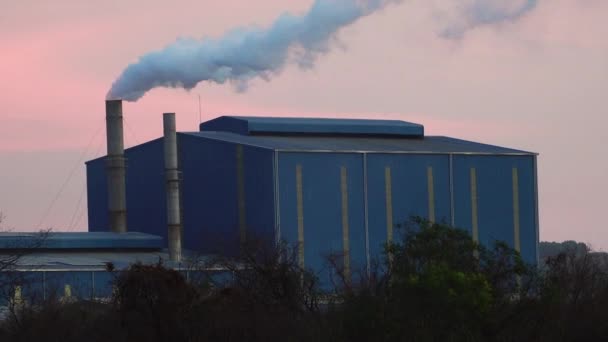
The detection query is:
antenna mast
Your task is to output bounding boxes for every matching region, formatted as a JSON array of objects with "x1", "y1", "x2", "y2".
[{"x1": 198, "y1": 94, "x2": 202, "y2": 125}]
